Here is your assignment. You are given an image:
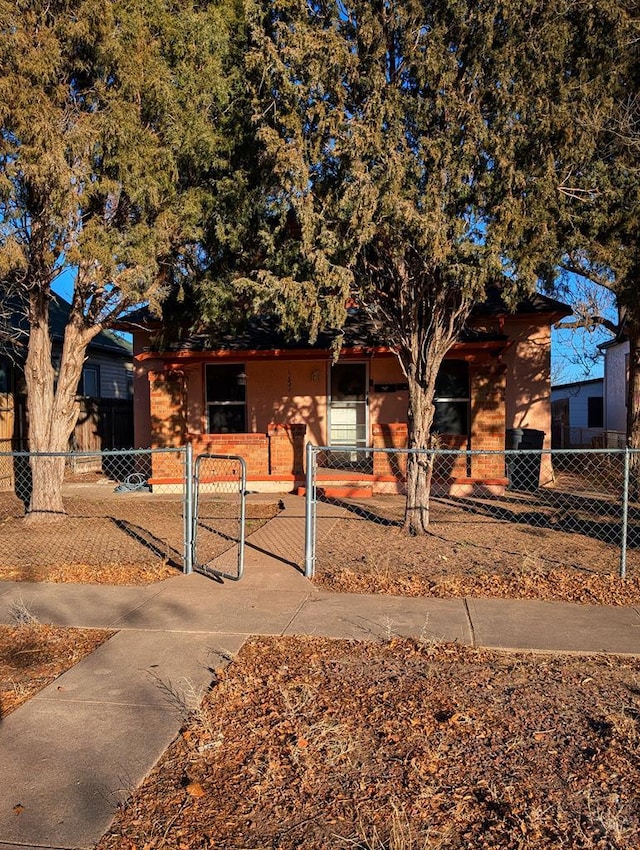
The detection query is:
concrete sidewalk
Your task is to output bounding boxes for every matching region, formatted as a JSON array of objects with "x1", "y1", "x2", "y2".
[{"x1": 1, "y1": 498, "x2": 640, "y2": 849}]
